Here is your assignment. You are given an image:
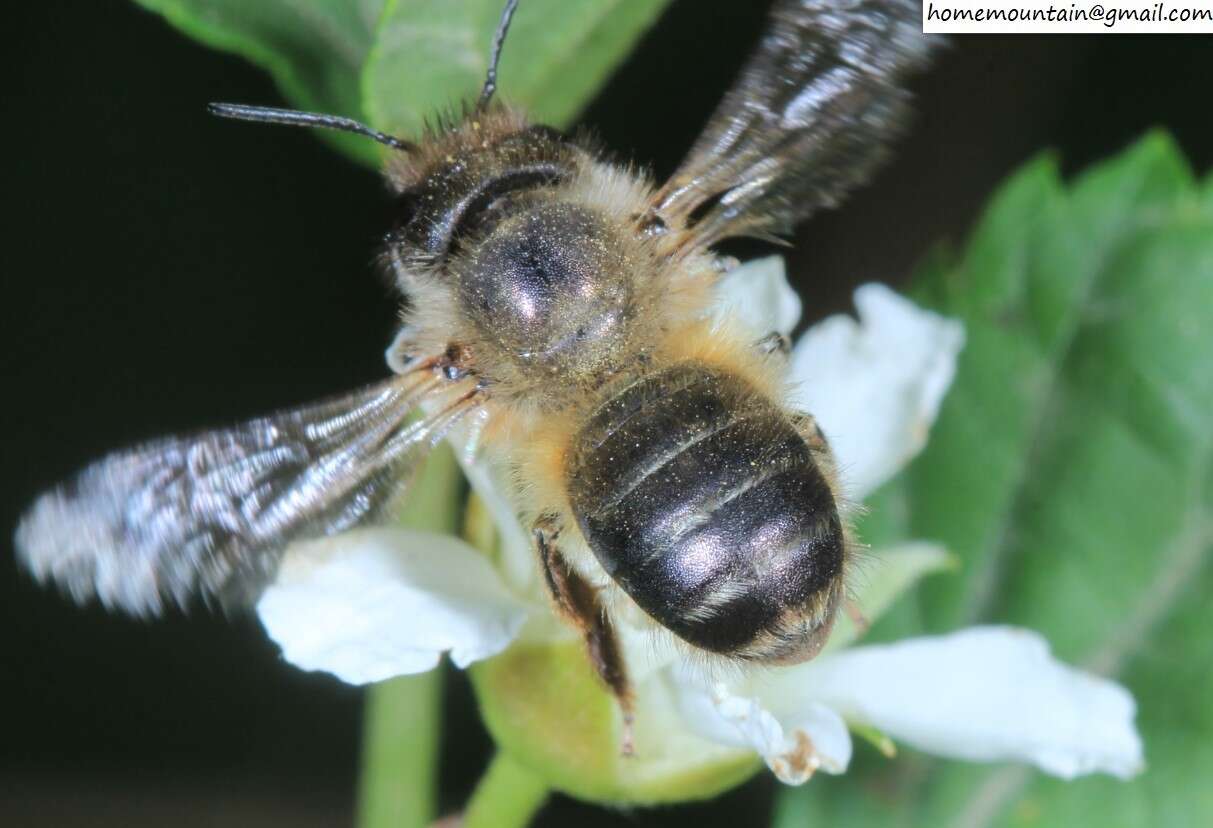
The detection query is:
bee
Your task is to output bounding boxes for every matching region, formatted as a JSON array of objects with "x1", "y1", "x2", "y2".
[{"x1": 16, "y1": 0, "x2": 931, "y2": 731}]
